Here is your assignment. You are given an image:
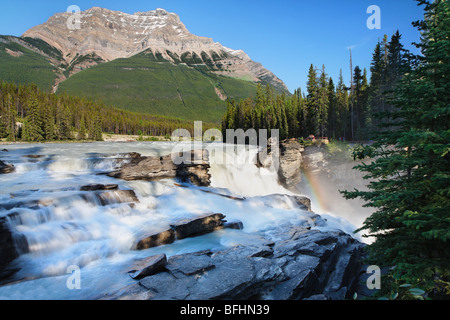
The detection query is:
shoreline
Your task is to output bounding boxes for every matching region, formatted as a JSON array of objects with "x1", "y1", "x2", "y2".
[{"x1": 0, "y1": 134, "x2": 169, "y2": 145}]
